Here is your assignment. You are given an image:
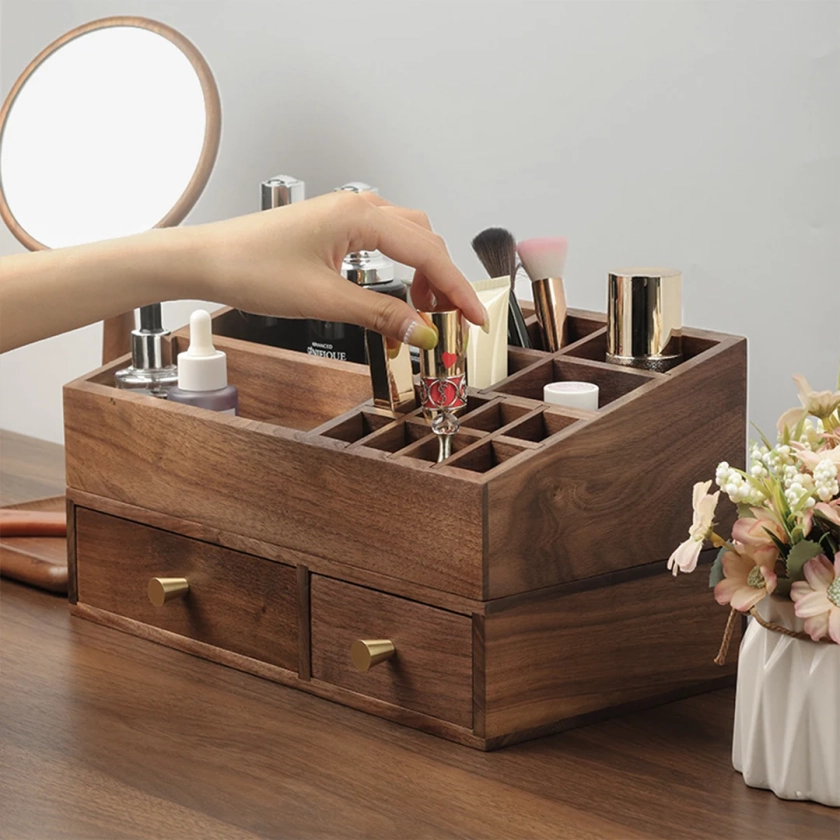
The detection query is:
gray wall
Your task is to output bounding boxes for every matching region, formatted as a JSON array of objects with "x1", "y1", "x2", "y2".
[{"x1": 1, "y1": 0, "x2": 839, "y2": 444}]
